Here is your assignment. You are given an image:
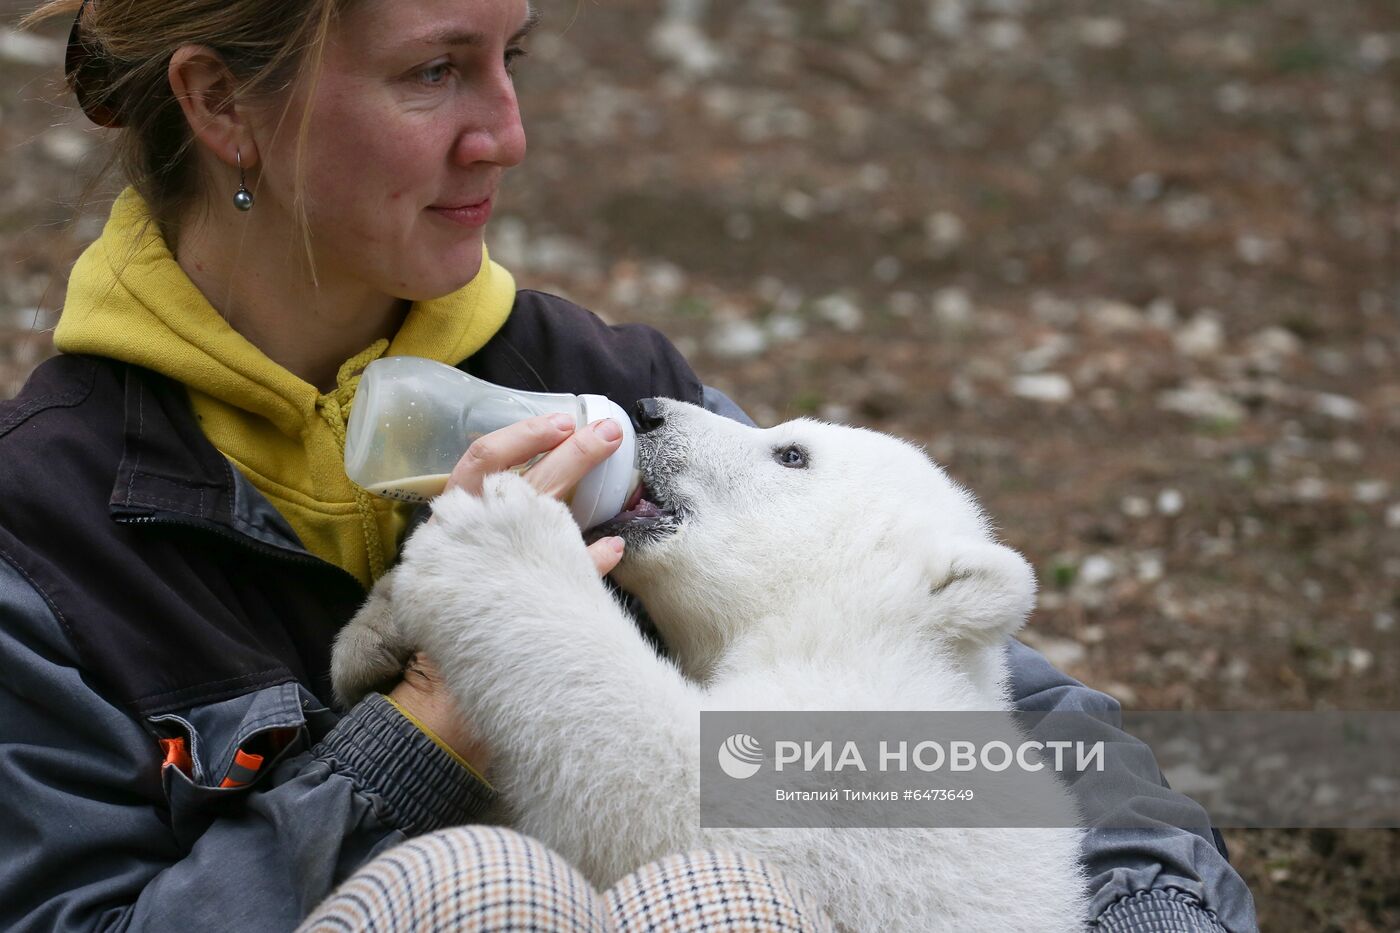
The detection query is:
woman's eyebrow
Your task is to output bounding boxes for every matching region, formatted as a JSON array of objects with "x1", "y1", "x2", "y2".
[{"x1": 414, "y1": 5, "x2": 541, "y2": 47}]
